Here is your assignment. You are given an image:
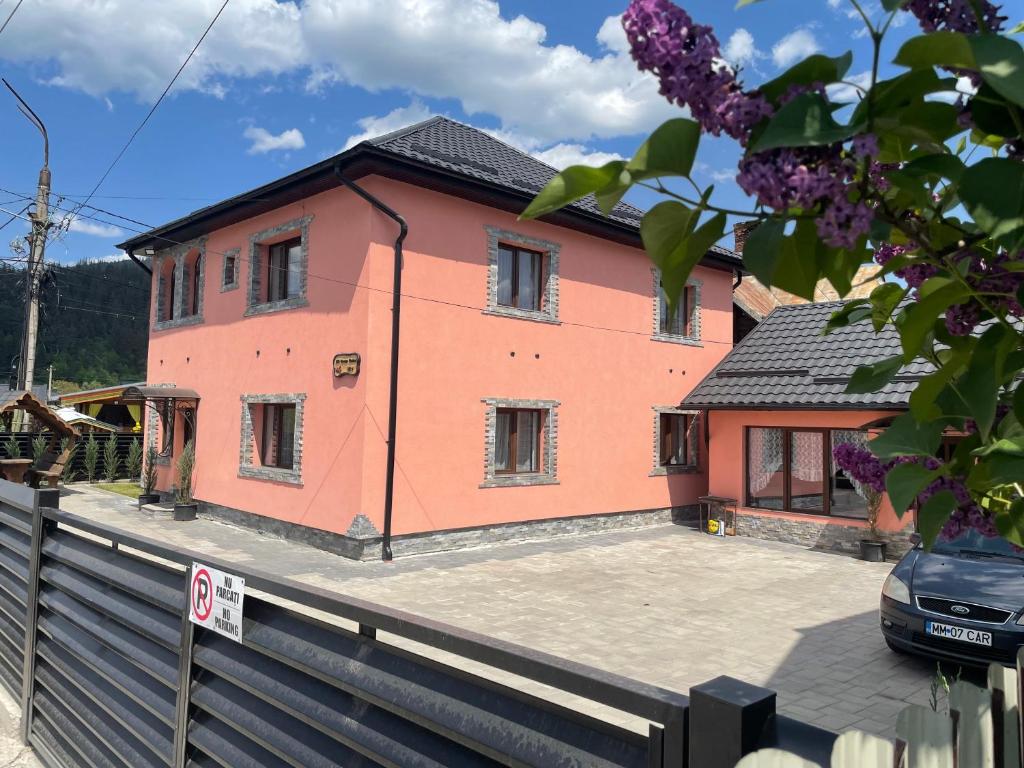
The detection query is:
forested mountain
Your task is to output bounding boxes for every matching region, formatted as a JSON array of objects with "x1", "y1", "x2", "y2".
[{"x1": 0, "y1": 258, "x2": 150, "y2": 392}]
